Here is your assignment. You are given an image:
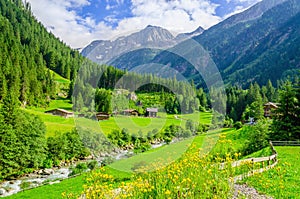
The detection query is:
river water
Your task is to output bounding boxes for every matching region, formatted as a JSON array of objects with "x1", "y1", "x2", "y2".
[{"x1": 0, "y1": 143, "x2": 165, "y2": 197}]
